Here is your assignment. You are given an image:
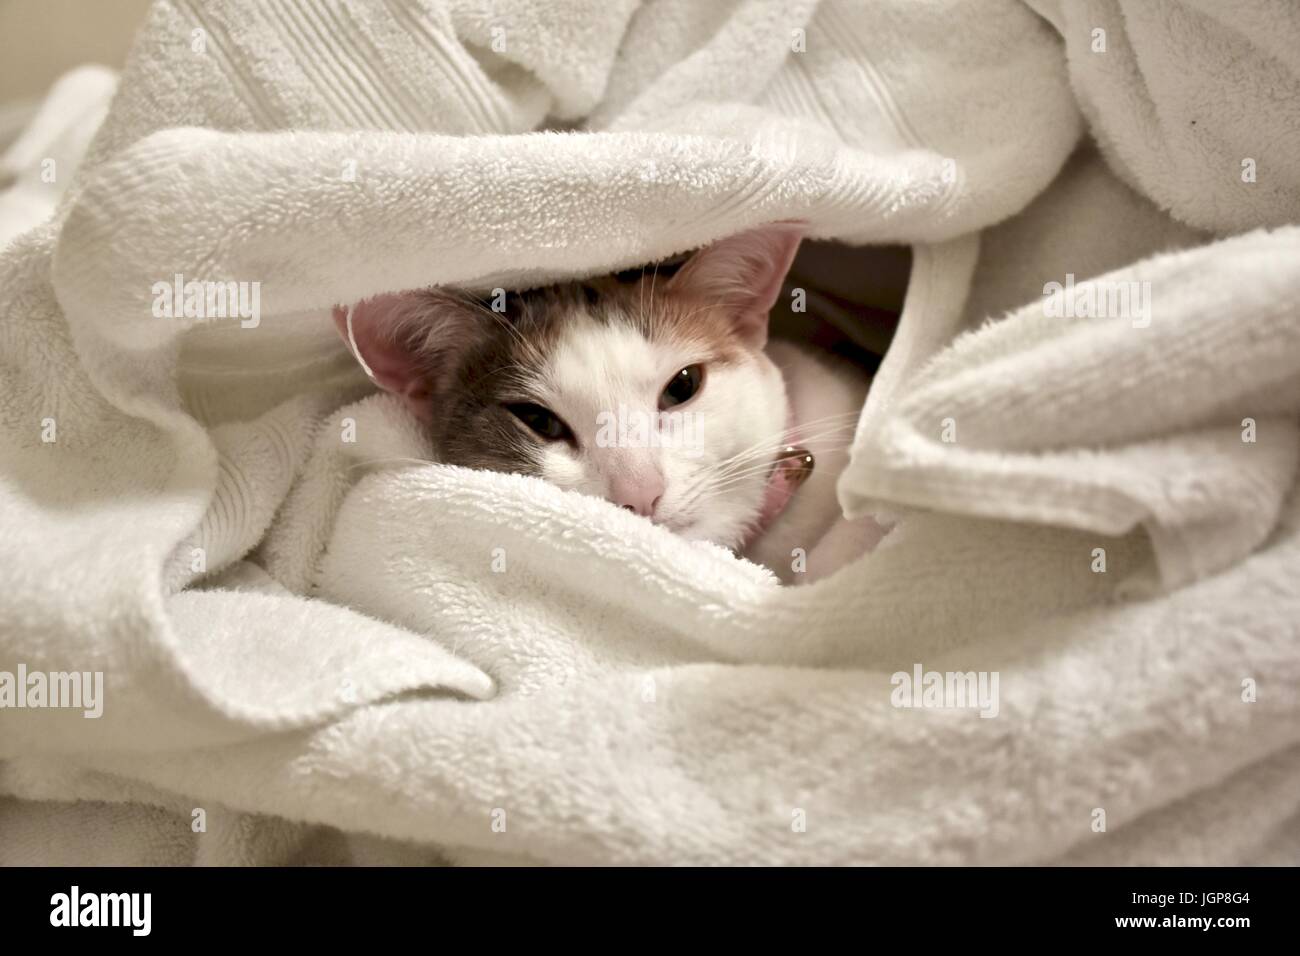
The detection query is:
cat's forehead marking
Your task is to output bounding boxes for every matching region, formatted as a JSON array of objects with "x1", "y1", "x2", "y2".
[
  {"x1": 481, "y1": 278, "x2": 746, "y2": 407},
  {"x1": 546, "y1": 312, "x2": 672, "y2": 417}
]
